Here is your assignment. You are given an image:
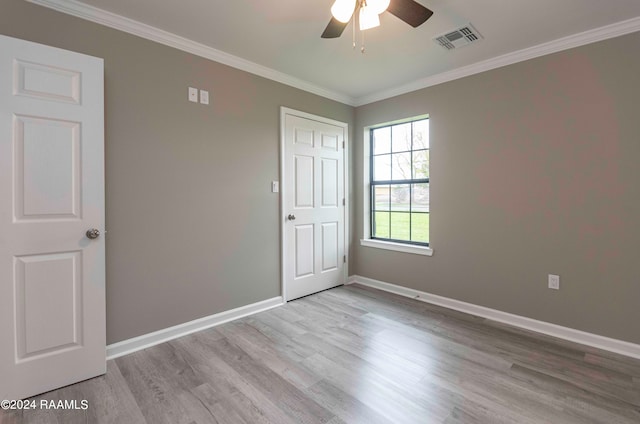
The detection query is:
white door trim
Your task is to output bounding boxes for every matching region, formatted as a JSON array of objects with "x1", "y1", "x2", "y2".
[{"x1": 280, "y1": 107, "x2": 349, "y2": 302}]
